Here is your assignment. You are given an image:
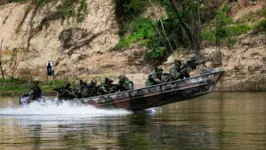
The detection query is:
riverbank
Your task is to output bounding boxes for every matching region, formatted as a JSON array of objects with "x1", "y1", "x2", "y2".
[
  {"x1": 0, "y1": 0, "x2": 265, "y2": 94},
  {"x1": 0, "y1": 78, "x2": 62, "y2": 96}
]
